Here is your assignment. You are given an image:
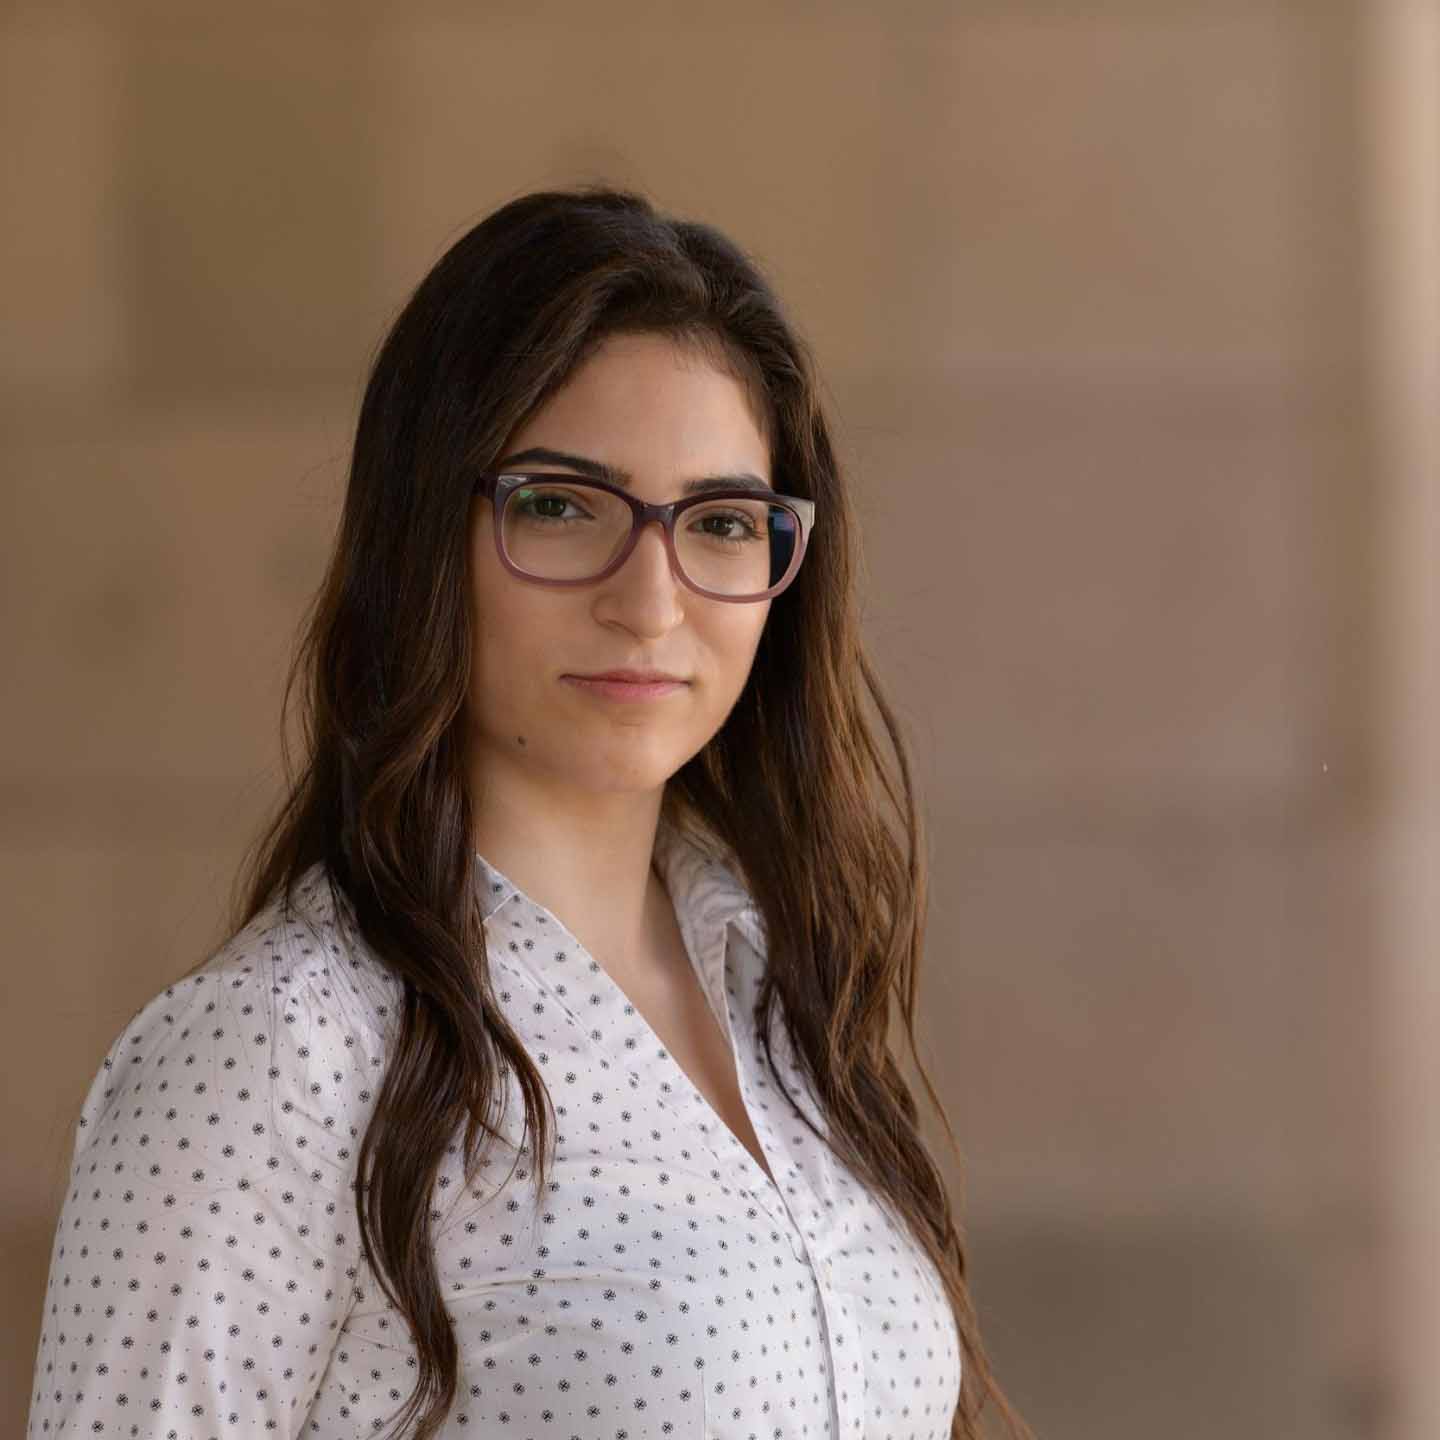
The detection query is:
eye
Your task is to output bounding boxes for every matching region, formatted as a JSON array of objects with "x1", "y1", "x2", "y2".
[
  {"x1": 511, "y1": 485, "x2": 595, "y2": 523},
  {"x1": 687, "y1": 500, "x2": 768, "y2": 545},
  {"x1": 698, "y1": 511, "x2": 757, "y2": 540}
]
